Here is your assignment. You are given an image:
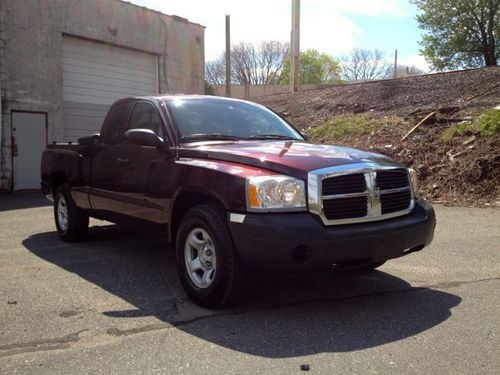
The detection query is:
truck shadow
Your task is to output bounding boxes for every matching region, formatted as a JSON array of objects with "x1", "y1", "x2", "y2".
[
  {"x1": 0, "y1": 190, "x2": 50, "y2": 211},
  {"x1": 22, "y1": 225, "x2": 461, "y2": 358}
]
